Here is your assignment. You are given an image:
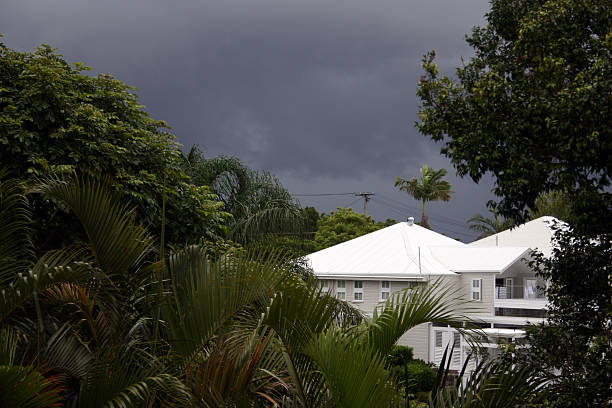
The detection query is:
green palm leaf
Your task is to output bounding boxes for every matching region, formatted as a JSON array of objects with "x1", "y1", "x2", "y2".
[
  {"x1": 30, "y1": 174, "x2": 154, "y2": 277},
  {"x1": 305, "y1": 329, "x2": 396, "y2": 408},
  {"x1": 0, "y1": 173, "x2": 34, "y2": 286},
  {"x1": 78, "y1": 346, "x2": 191, "y2": 408},
  {"x1": 367, "y1": 279, "x2": 474, "y2": 355}
]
